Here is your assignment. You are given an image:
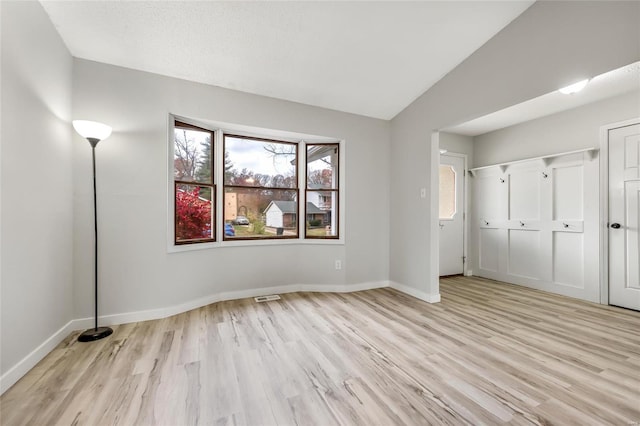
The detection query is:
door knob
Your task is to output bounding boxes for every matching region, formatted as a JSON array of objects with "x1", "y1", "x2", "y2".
[{"x1": 610, "y1": 223, "x2": 621, "y2": 229}]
